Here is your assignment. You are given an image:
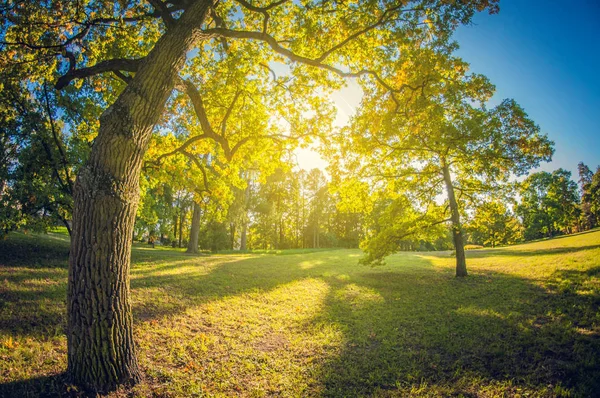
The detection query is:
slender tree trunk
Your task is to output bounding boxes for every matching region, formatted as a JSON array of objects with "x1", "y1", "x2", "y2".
[
  {"x1": 230, "y1": 222, "x2": 236, "y2": 250},
  {"x1": 442, "y1": 163, "x2": 467, "y2": 277},
  {"x1": 295, "y1": 203, "x2": 300, "y2": 248},
  {"x1": 317, "y1": 220, "x2": 320, "y2": 248},
  {"x1": 178, "y1": 205, "x2": 185, "y2": 248},
  {"x1": 240, "y1": 222, "x2": 247, "y2": 250},
  {"x1": 301, "y1": 193, "x2": 306, "y2": 249},
  {"x1": 67, "y1": 2, "x2": 213, "y2": 392},
  {"x1": 279, "y1": 219, "x2": 284, "y2": 249},
  {"x1": 58, "y1": 213, "x2": 72, "y2": 237},
  {"x1": 239, "y1": 181, "x2": 250, "y2": 251},
  {"x1": 314, "y1": 214, "x2": 319, "y2": 248},
  {"x1": 187, "y1": 201, "x2": 201, "y2": 253},
  {"x1": 173, "y1": 213, "x2": 178, "y2": 243}
]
